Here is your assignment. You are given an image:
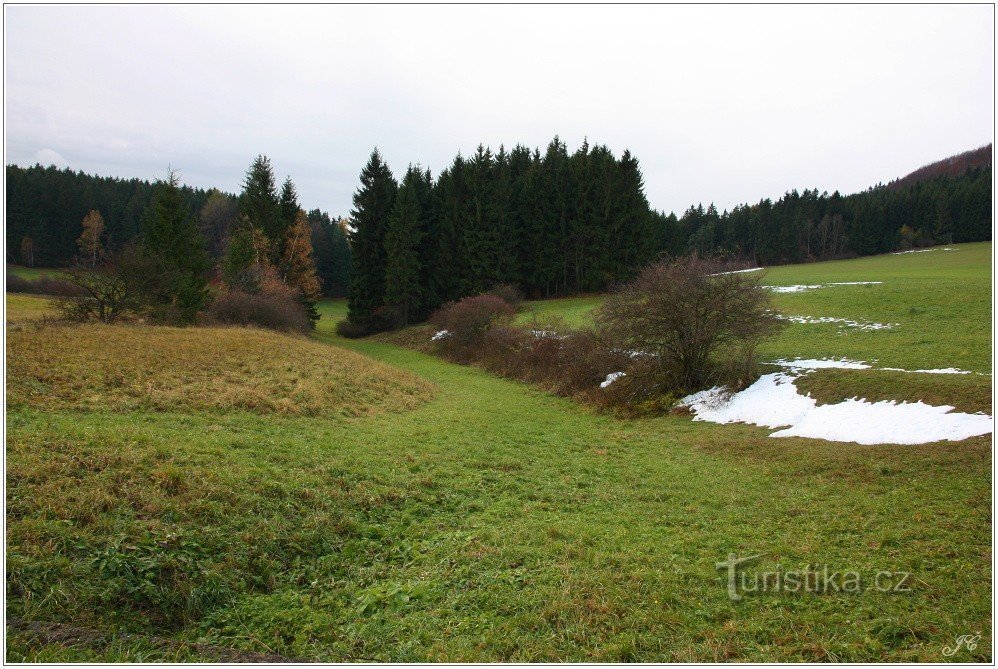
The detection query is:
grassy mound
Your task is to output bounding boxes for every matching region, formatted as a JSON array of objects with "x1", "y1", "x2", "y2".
[{"x1": 7, "y1": 323, "x2": 433, "y2": 417}]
